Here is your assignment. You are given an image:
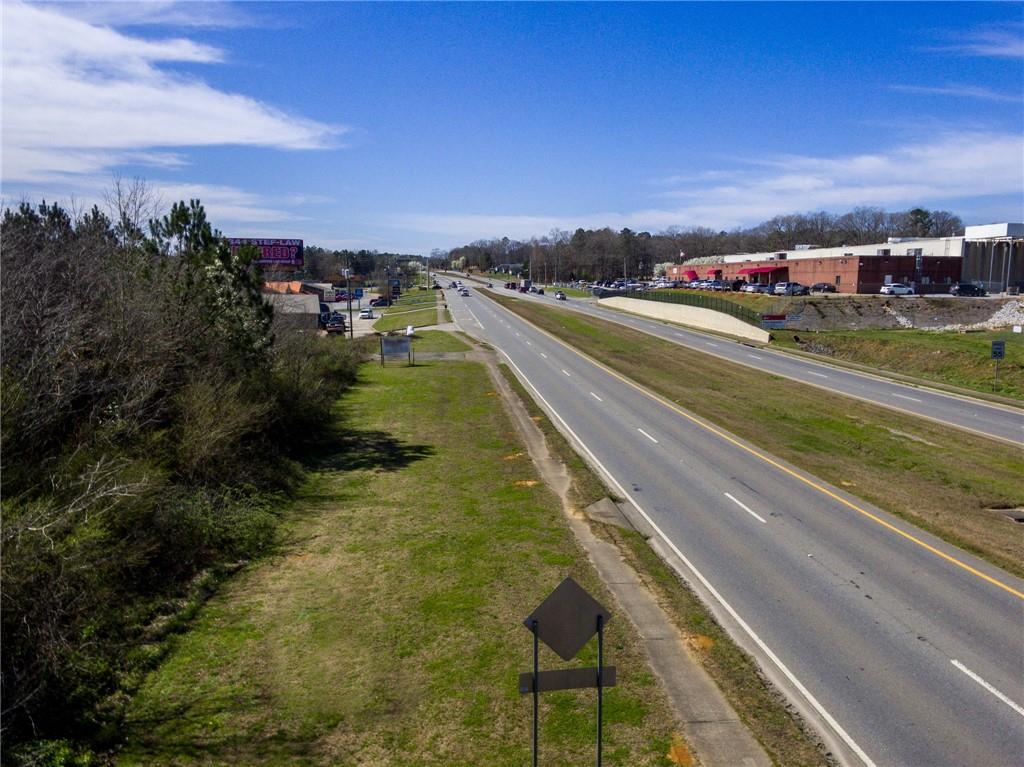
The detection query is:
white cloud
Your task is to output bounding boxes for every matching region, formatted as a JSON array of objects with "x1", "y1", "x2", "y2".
[
  {"x1": 394, "y1": 131, "x2": 1024, "y2": 243},
  {"x1": 51, "y1": 1, "x2": 255, "y2": 29},
  {"x1": 1, "y1": 0, "x2": 344, "y2": 184},
  {"x1": 926, "y1": 23, "x2": 1024, "y2": 59},
  {"x1": 889, "y1": 83, "x2": 1021, "y2": 103}
]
